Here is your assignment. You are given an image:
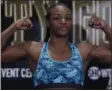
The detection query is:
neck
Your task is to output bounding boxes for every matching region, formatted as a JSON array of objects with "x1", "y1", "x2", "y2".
[{"x1": 49, "y1": 35, "x2": 69, "y2": 50}]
